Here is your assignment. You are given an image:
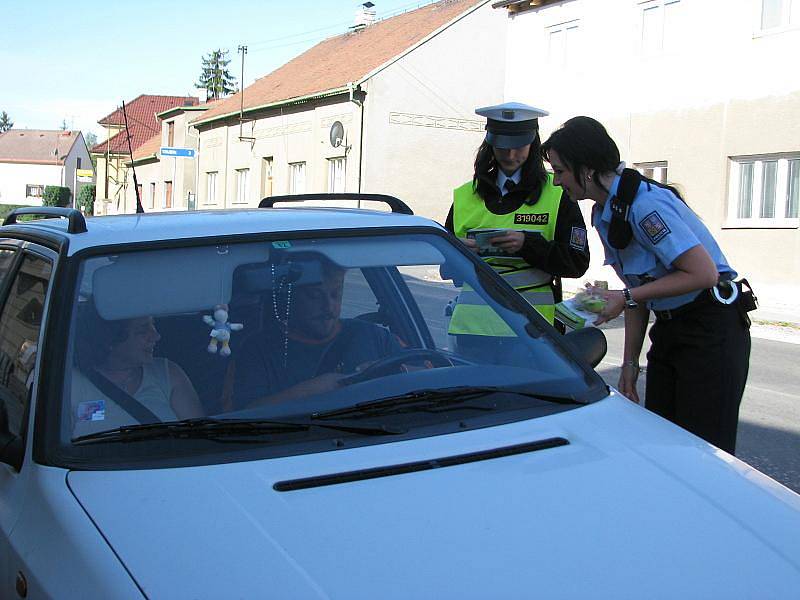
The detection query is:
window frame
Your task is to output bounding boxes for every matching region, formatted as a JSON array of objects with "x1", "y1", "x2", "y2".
[
  {"x1": 25, "y1": 184, "x2": 44, "y2": 198},
  {"x1": 638, "y1": 0, "x2": 681, "y2": 56},
  {"x1": 756, "y1": 0, "x2": 798, "y2": 34},
  {"x1": 634, "y1": 161, "x2": 669, "y2": 184},
  {"x1": 163, "y1": 181, "x2": 173, "y2": 209},
  {"x1": 327, "y1": 157, "x2": 346, "y2": 193},
  {"x1": 289, "y1": 162, "x2": 307, "y2": 195},
  {"x1": 205, "y1": 172, "x2": 218, "y2": 206},
  {"x1": 545, "y1": 18, "x2": 581, "y2": 68},
  {"x1": 725, "y1": 154, "x2": 800, "y2": 229},
  {"x1": 234, "y1": 168, "x2": 250, "y2": 205}
]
